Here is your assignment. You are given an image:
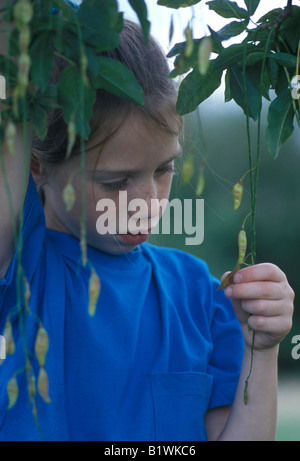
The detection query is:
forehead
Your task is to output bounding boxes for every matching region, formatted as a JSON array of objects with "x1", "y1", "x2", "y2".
[{"x1": 85, "y1": 114, "x2": 181, "y2": 171}]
